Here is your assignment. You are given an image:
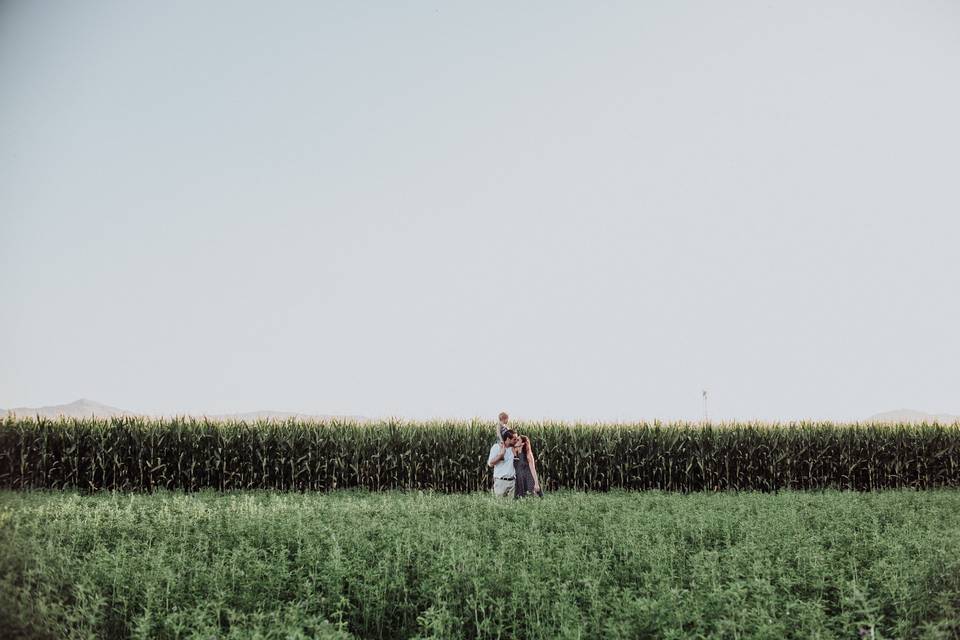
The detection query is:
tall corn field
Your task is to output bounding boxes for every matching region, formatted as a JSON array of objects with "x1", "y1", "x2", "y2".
[{"x1": 1, "y1": 416, "x2": 958, "y2": 492}]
